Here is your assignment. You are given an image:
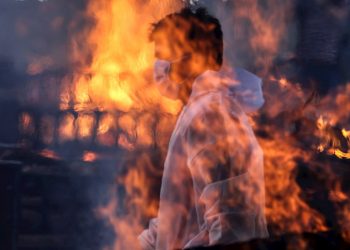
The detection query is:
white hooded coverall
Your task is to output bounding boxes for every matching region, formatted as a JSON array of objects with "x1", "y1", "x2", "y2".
[{"x1": 138, "y1": 66, "x2": 269, "y2": 250}]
